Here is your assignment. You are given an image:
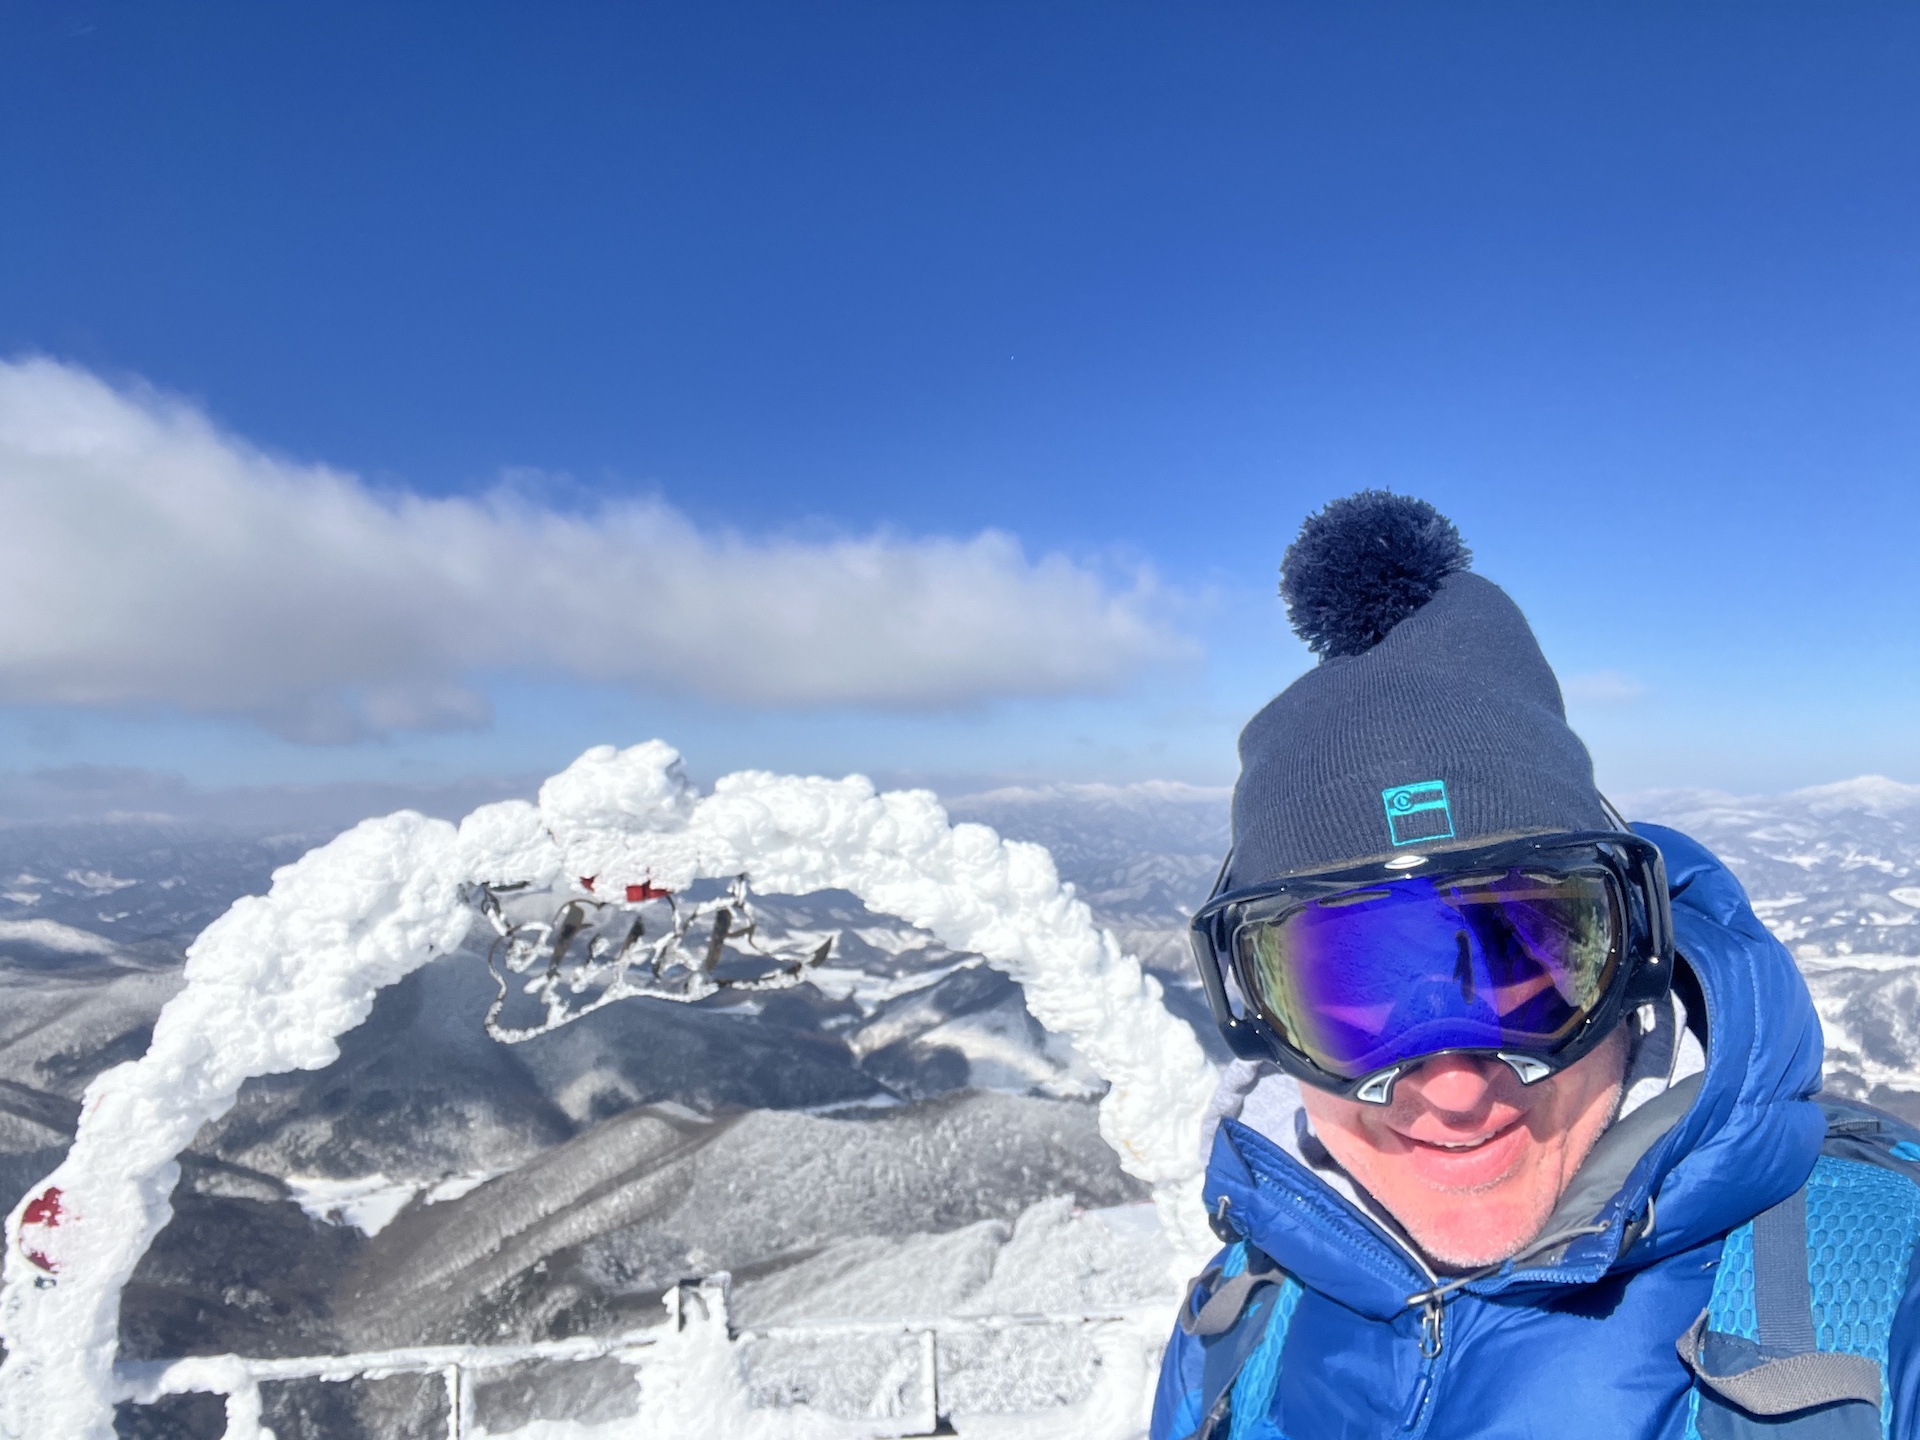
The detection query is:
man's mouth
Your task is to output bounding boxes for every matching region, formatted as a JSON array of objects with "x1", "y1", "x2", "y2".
[
  {"x1": 1404, "y1": 1117, "x2": 1523, "y2": 1153},
  {"x1": 1389, "y1": 1115, "x2": 1531, "y2": 1189}
]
